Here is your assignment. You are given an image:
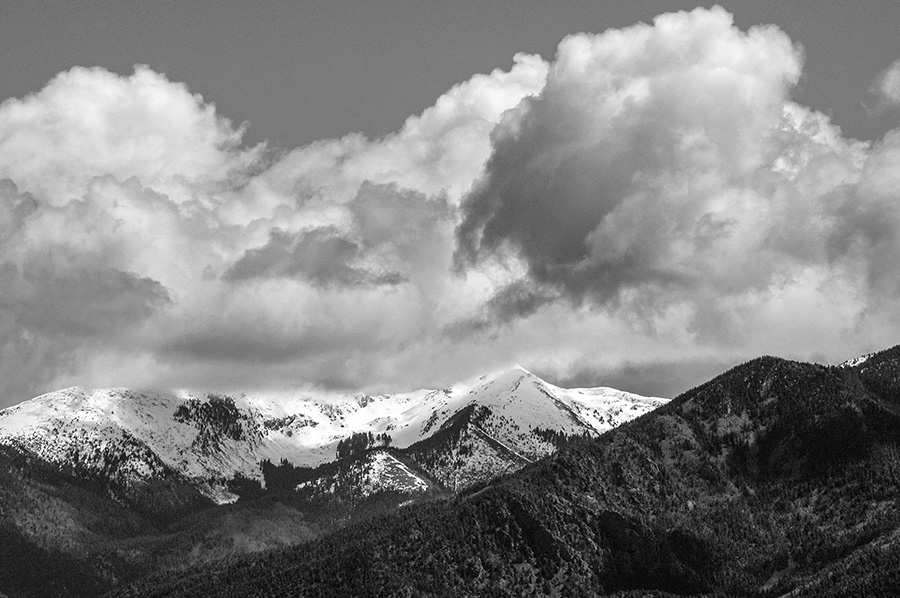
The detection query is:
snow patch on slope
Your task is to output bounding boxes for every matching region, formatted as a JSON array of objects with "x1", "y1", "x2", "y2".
[
  {"x1": 296, "y1": 449, "x2": 430, "y2": 499},
  {"x1": 840, "y1": 352, "x2": 875, "y2": 368}
]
